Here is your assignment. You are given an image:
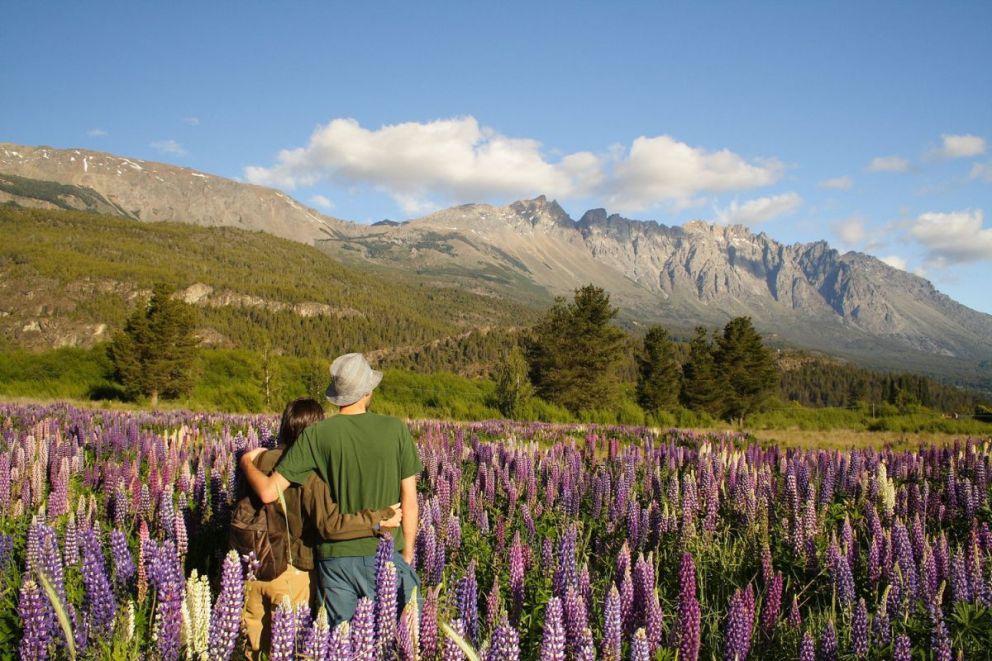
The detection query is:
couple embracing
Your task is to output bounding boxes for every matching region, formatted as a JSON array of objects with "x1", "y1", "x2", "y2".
[{"x1": 237, "y1": 353, "x2": 422, "y2": 655}]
